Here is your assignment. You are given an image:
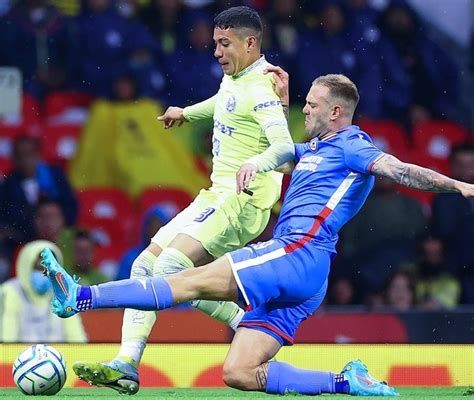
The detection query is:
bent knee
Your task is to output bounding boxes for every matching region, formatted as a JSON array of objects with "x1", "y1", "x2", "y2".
[{"x1": 222, "y1": 362, "x2": 254, "y2": 390}]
